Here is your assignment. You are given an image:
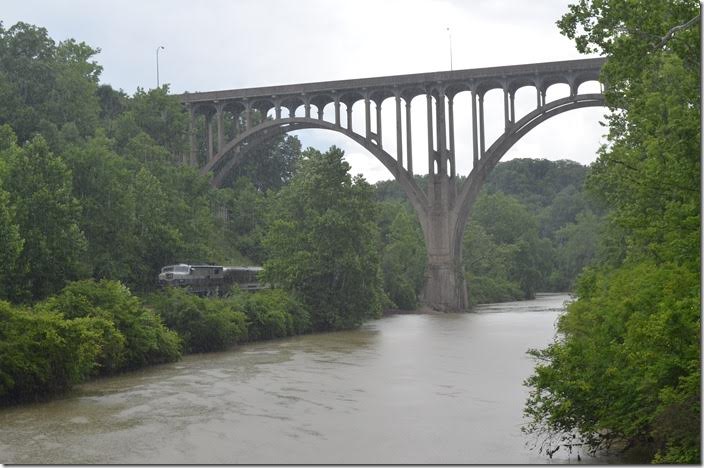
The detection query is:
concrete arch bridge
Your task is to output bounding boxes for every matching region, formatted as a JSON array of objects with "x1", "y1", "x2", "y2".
[{"x1": 180, "y1": 57, "x2": 606, "y2": 311}]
